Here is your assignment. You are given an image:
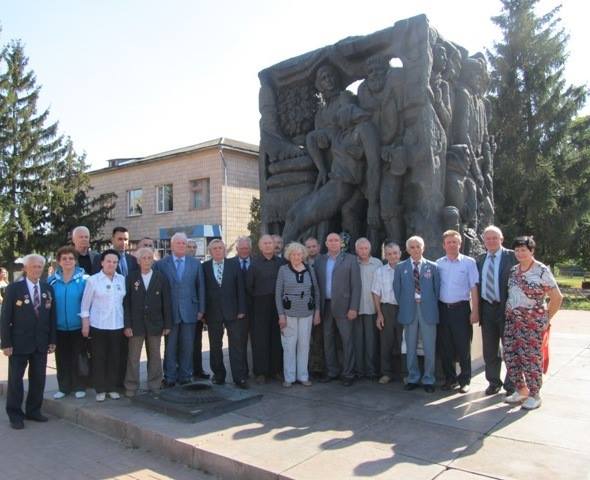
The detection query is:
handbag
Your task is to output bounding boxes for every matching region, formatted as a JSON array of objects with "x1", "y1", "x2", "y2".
[{"x1": 542, "y1": 325, "x2": 551, "y2": 374}]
